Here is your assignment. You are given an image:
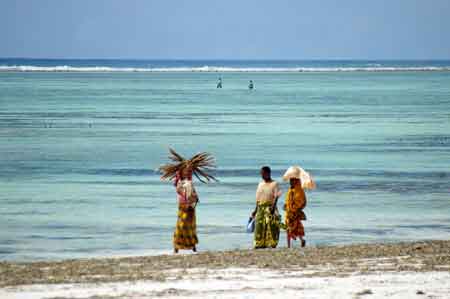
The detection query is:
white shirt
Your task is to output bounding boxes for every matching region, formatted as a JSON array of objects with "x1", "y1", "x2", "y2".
[{"x1": 255, "y1": 180, "x2": 281, "y2": 204}]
